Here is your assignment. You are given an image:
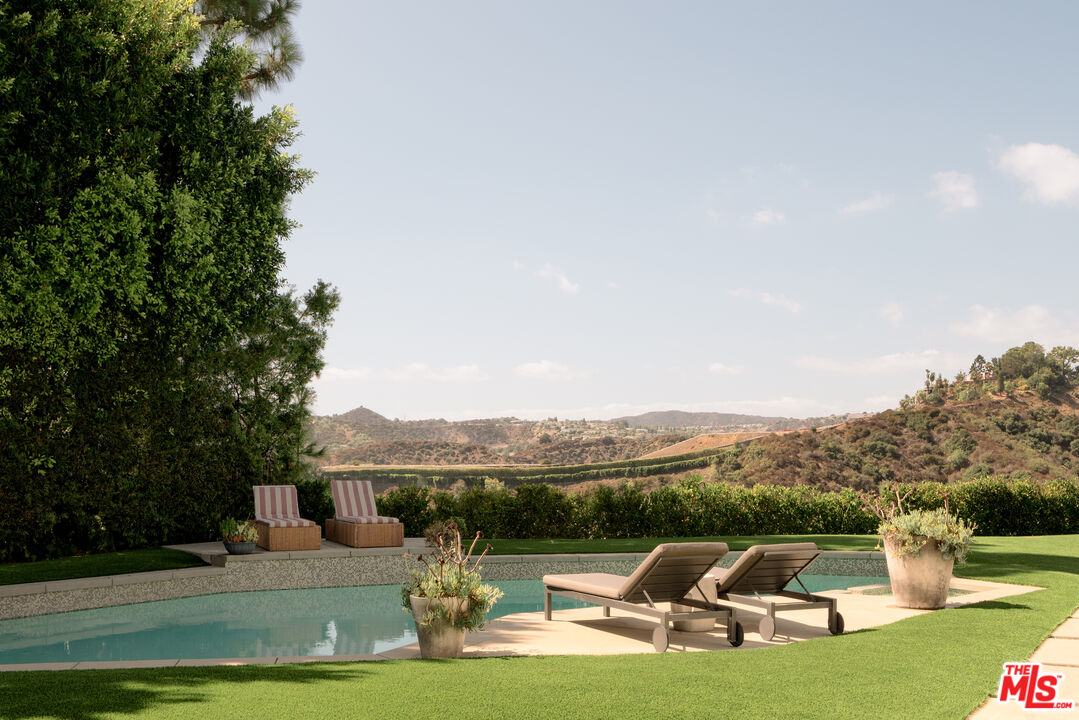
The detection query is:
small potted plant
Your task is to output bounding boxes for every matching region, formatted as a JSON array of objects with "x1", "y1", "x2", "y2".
[
  {"x1": 220, "y1": 518, "x2": 258, "y2": 555},
  {"x1": 867, "y1": 489, "x2": 976, "y2": 609},
  {"x1": 401, "y1": 521, "x2": 503, "y2": 658}
]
